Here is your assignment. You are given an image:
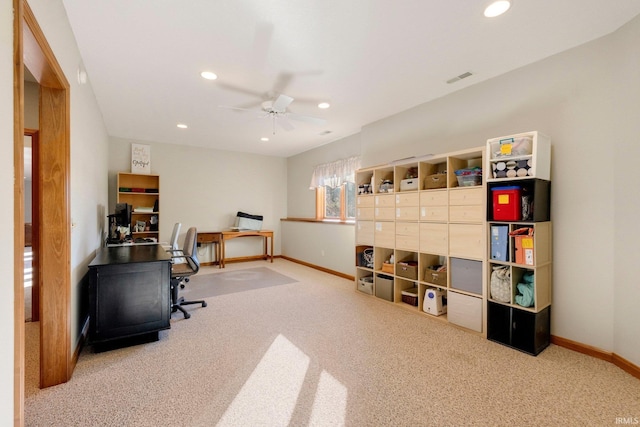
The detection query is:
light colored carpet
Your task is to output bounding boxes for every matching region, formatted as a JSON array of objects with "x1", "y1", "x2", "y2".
[
  {"x1": 181, "y1": 267, "x2": 297, "y2": 299},
  {"x1": 24, "y1": 259, "x2": 640, "y2": 426}
]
